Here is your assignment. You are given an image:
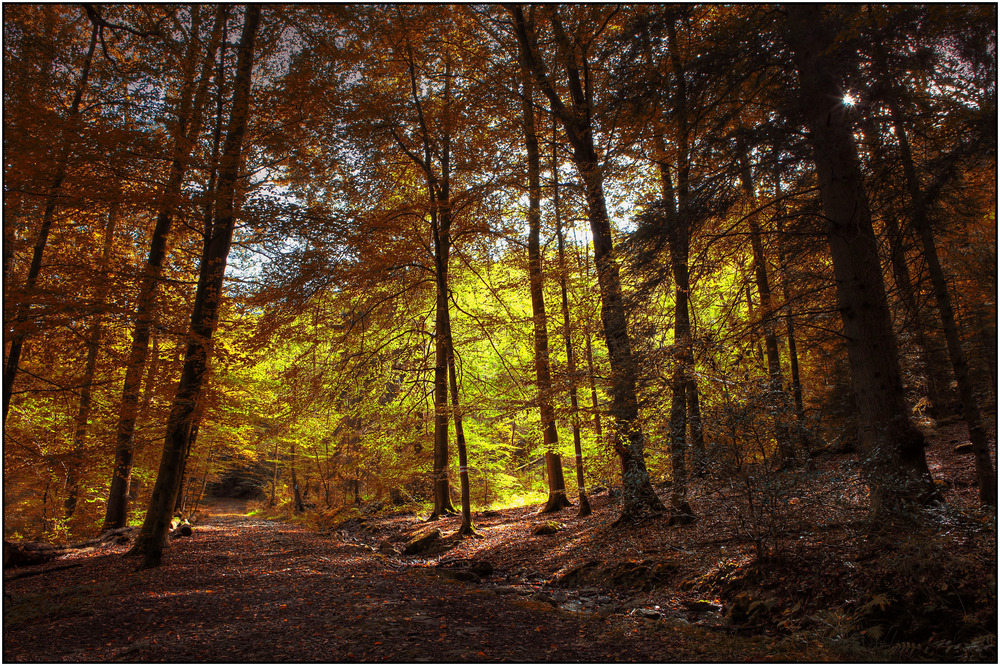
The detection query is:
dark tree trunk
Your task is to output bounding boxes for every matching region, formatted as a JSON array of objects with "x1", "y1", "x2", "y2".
[
  {"x1": 777, "y1": 219, "x2": 809, "y2": 448},
  {"x1": 291, "y1": 439, "x2": 305, "y2": 513},
  {"x1": 519, "y1": 50, "x2": 569, "y2": 514},
  {"x1": 786, "y1": 5, "x2": 937, "y2": 518},
  {"x1": 65, "y1": 202, "x2": 118, "y2": 519},
  {"x1": 859, "y1": 112, "x2": 947, "y2": 417},
  {"x1": 132, "y1": 5, "x2": 261, "y2": 568},
  {"x1": 446, "y1": 329, "x2": 477, "y2": 536},
  {"x1": 104, "y1": 7, "x2": 224, "y2": 530},
  {"x1": 4, "y1": 20, "x2": 97, "y2": 424},
  {"x1": 513, "y1": 6, "x2": 663, "y2": 521},
  {"x1": 873, "y1": 48, "x2": 997, "y2": 505},
  {"x1": 735, "y1": 134, "x2": 794, "y2": 464}
]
